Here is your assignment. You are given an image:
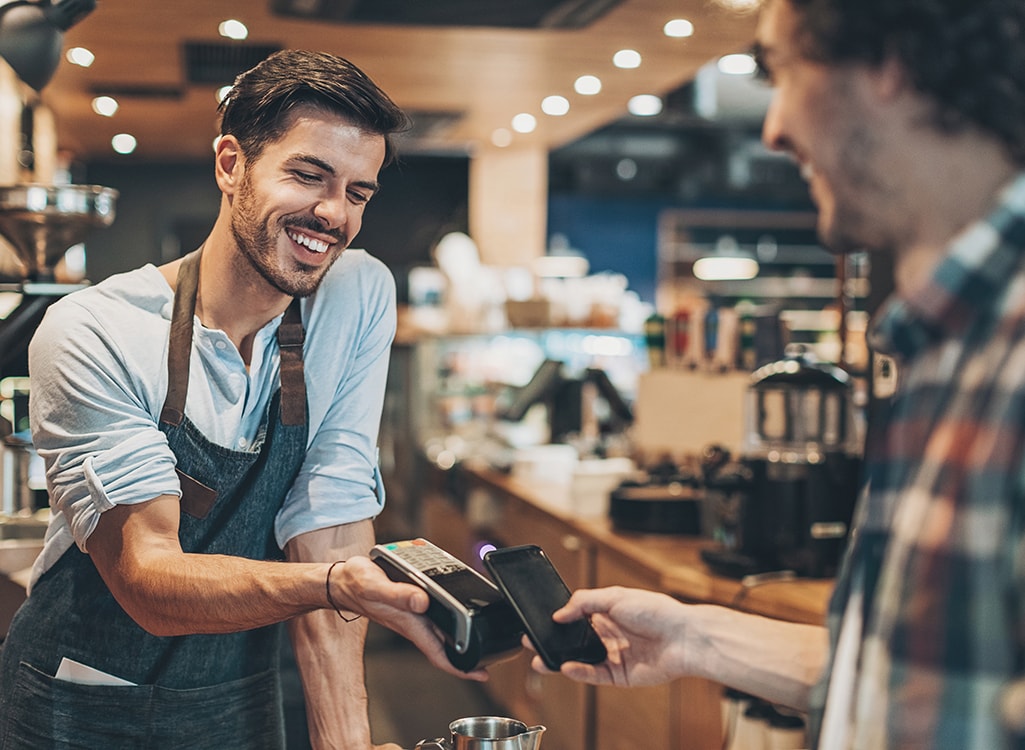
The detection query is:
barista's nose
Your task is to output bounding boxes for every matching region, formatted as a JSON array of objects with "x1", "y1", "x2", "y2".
[{"x1": 313, "y1": 188, "x2": 349, "y2": 232}]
